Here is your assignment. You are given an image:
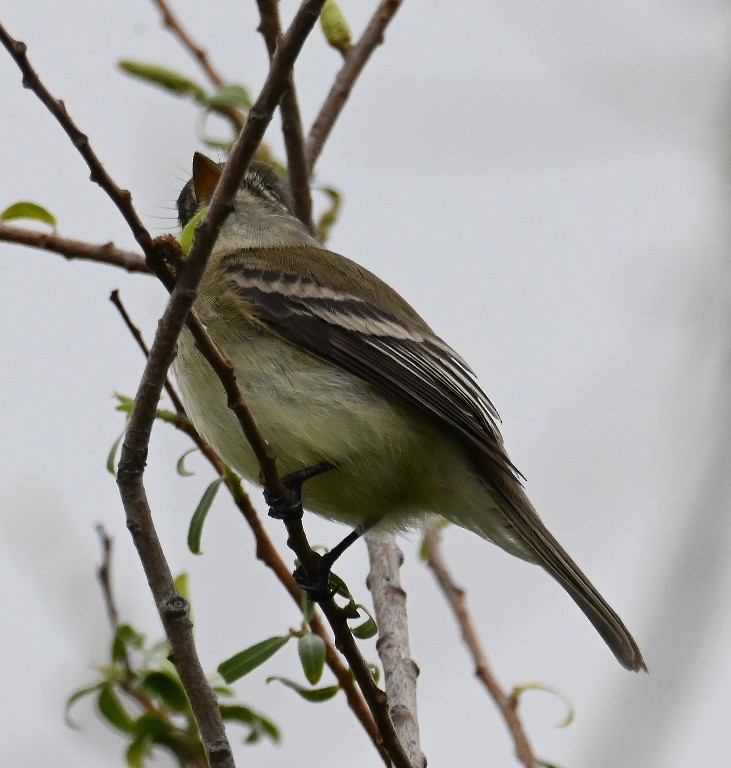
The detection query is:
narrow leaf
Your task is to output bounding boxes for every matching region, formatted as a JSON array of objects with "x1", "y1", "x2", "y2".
[
  {"x1": 207, "y1": 83, "x2": 252, "y2": 111},
  {"x1": 97, "y1": 684, "x2": 135, "y2": 733},
  {"x1": 267, "y1": 676, "x2": 339, "y2": 703},
  {"x1": 187, "y1": 478, "x2": 223, "y2": 554},
  {"x1": 176, "y1": 447, "x2": 198, "y2": 477},
  {"x1": 1, "y1": 200, "x2": 57, "y2": 229},
  {"x1": 126, "y1": 734, "x2": 152, "y2": 768},
  {"x1": 511, "y1": 682, "x2": 575, "y2": 728},
  {"x1": 118, "y1": 60, "x2": 208, "y2": 101},
  {"x1": 350, "y1": 605, "x2": 378, "y2": 639},
  {"x1": 112, "y1": 624, "x2": 144, "y2": 663},
  {"x1": 173, "y1": 572, "x2": 190, "y2": 602},
  {"x1": 218, "y1": 635, "x2": 291, "y2": 683},
  {"x1": 141, "y1": 671, "x2": 190, "y2": 713},
  {"x1": 298, "y1": 633, "x2": 326, "y2": 685},
  {"x1": 65, "y1": 682, "x2": 103, "y2": 727},
  {"x1": 178, "y1": 208, "x2": 207, "y2": 255},
  {"x1": 106, "y1": 429, "x2": 125, "y2": 476},
  {"x1": 315, "y1": 186, "x2": 341, "y2": 243},
  {"x1": 219, "y1": 704, "x2": 281, "y2": 744}
]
